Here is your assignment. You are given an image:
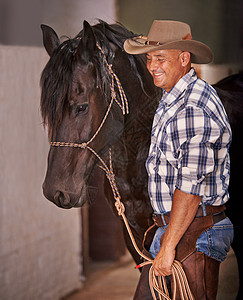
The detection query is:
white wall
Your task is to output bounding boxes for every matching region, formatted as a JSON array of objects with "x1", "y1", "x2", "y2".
[
  {"x1": 0, "y1": 45, "x2": 82, "y2": 300},
  {"x1": 199, "y1": 64, "x2": 238, "y2": 84}
]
